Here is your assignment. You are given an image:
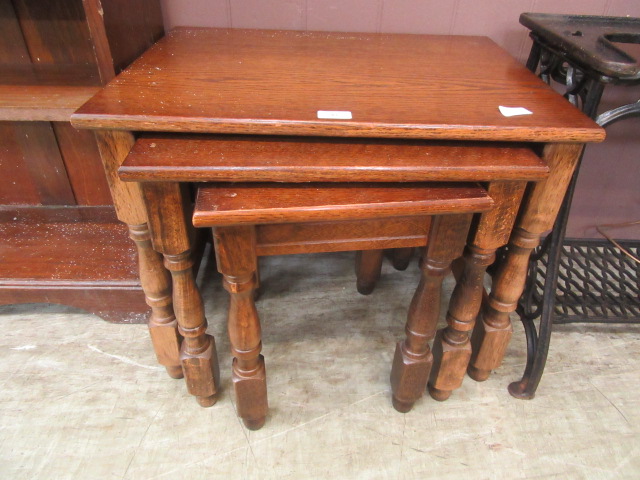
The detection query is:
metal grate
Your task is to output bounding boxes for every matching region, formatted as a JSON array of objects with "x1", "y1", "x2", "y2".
[{"x1": 530, "y1": 238, "x2": 640, "y2": 324}]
